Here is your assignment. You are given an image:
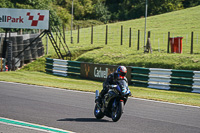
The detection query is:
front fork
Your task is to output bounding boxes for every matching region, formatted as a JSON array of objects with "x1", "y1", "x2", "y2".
[{"x1": 112, "y1": 98, "x2": 124, "y2": 113}]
